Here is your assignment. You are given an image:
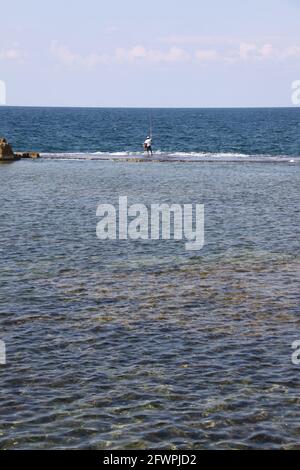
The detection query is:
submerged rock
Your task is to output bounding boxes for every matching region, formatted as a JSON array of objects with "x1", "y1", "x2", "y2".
[{"x1": 14, "y1": 152, "x2": 40, "y2": 159}]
